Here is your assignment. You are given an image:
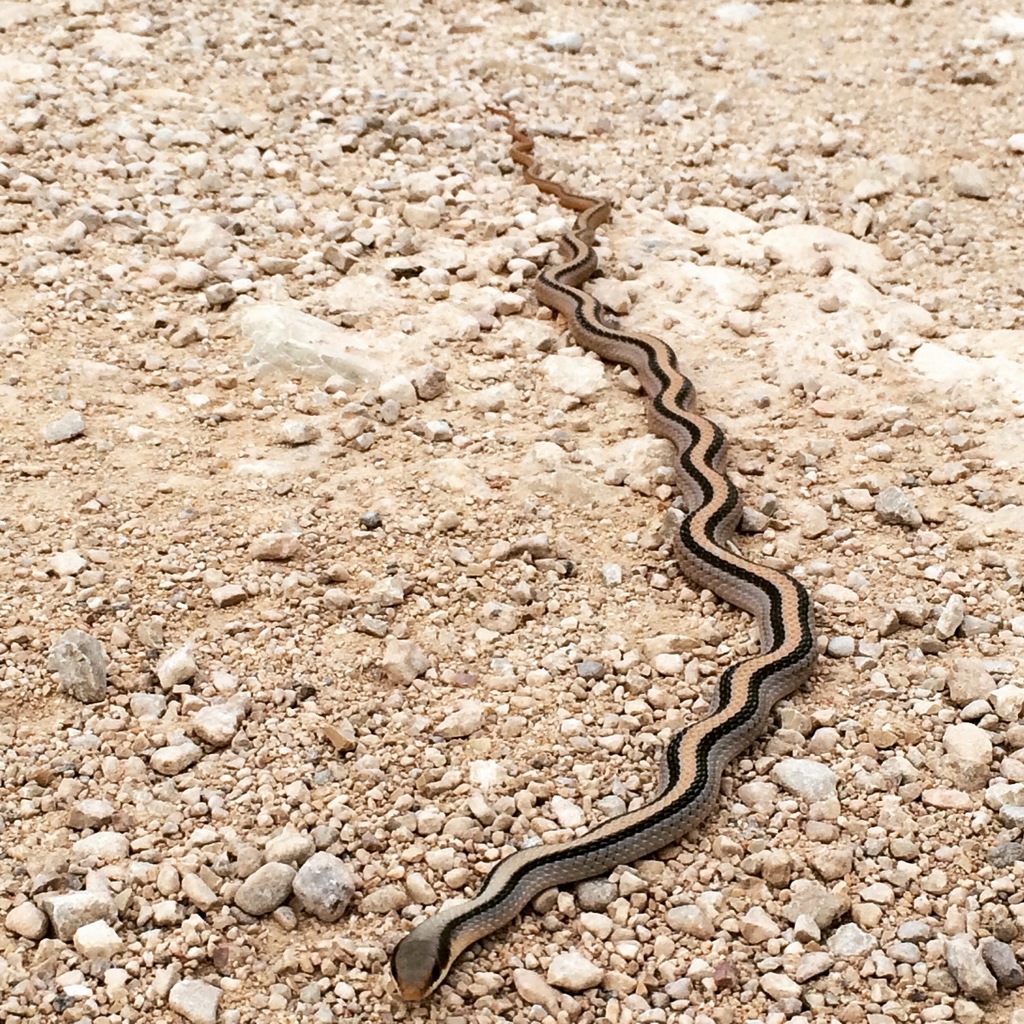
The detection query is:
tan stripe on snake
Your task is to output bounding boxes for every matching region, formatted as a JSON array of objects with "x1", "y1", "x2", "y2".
[{"x1": 390, "y1": 110, "x2": 818, "y2": 1001}]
